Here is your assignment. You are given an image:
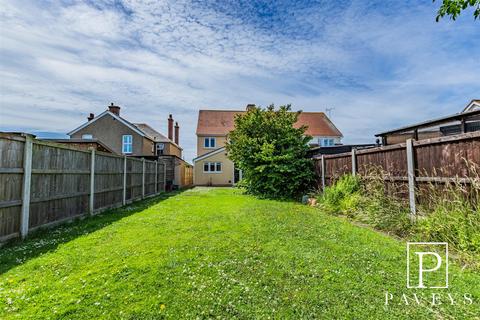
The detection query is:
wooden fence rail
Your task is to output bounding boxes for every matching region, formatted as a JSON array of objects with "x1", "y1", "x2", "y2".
[
  {"x1": 0, "y1": 133, "x2": 168, "y2": 242},
  {"x1": 314, "y1": 131, "x2": 480, "y2": 220}
]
